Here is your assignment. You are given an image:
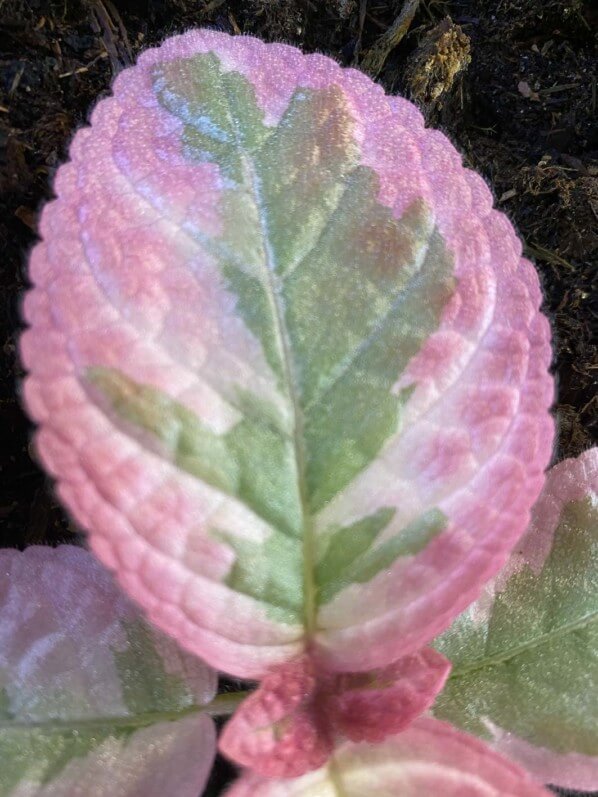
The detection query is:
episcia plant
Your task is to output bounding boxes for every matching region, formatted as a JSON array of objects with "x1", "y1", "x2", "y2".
[
  {"x1": 7, "y1": 26, "x2": 596, "y2": 795},
  {"x1": 2, "y1": 450, "x2": 596, "y2": 794}
]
